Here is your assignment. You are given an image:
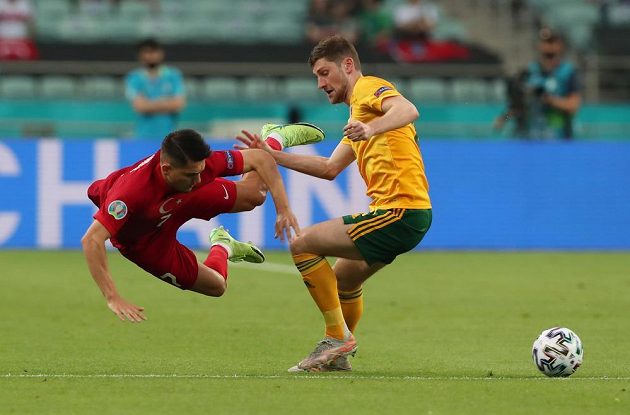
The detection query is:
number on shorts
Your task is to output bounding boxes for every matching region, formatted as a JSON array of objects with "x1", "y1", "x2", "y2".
[{"x1": 158, "y1": 272, "x2": 182, "y2": 288}]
